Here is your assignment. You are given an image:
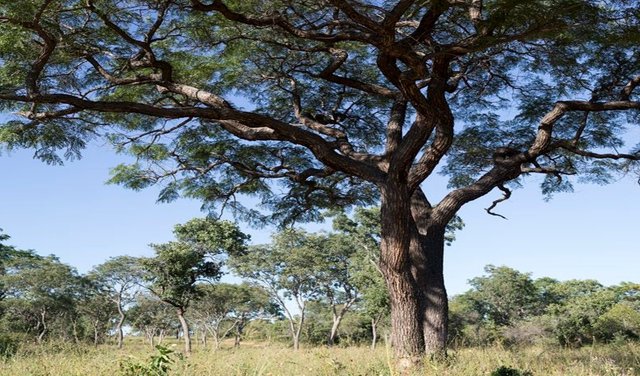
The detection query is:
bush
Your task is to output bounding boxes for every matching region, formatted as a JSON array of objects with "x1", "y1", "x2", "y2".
[
  {"x1": 502, "y1": 317, "x2": 554, "y2": 347},
  {"x1": 490, "y1": 366, "x2": 533, "y2": 376},
  {"x1": 0, "y1": 333, "x2": 18, "y2": 358},
  {"x1": 594, "y1": 303, "x2": 640, "y2": 342},
  {"x1": 119, "y1": 345, "x2": 183, "y2": 376}
]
